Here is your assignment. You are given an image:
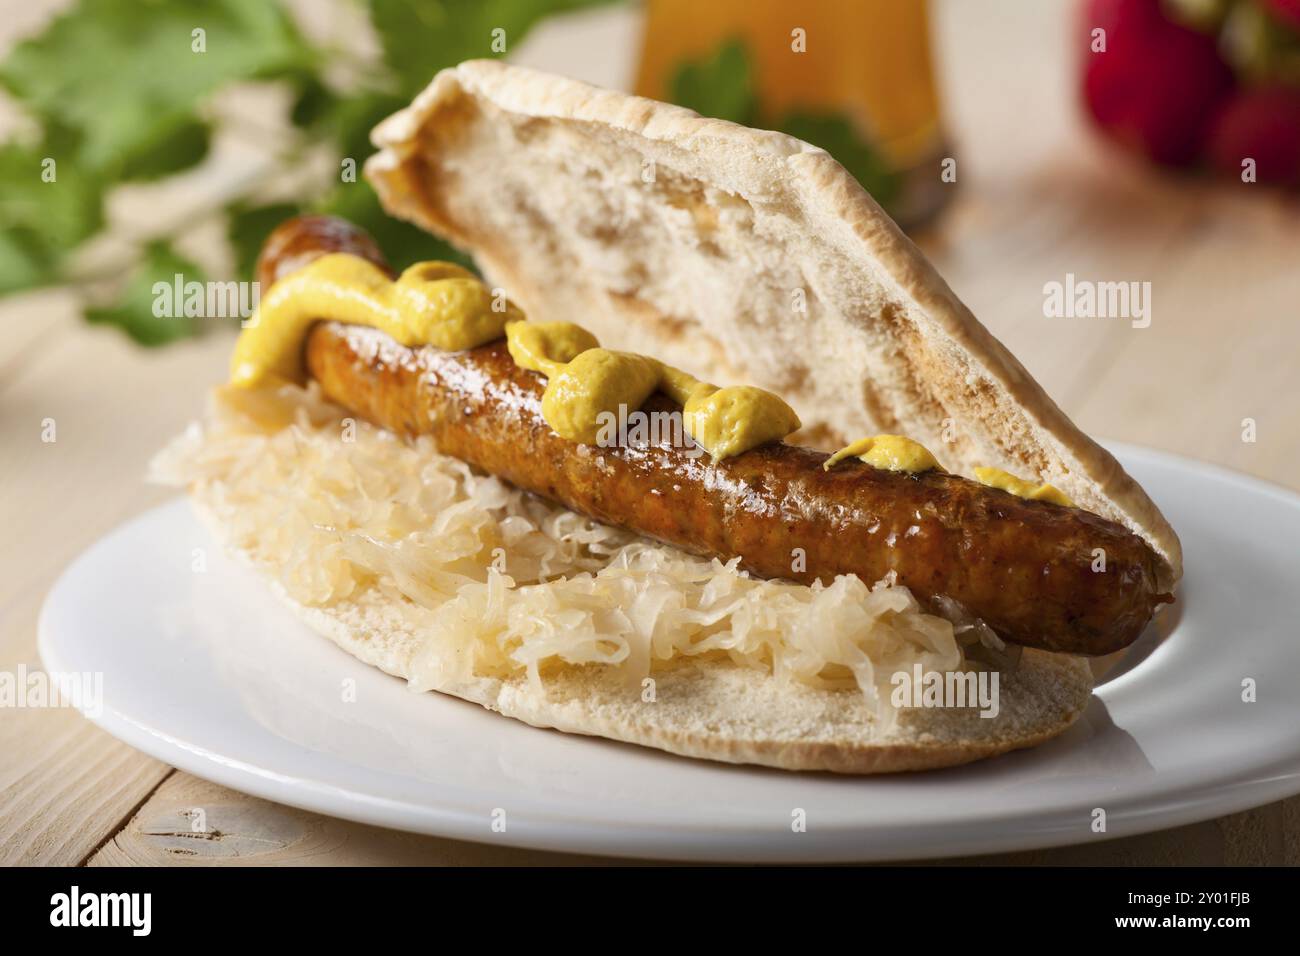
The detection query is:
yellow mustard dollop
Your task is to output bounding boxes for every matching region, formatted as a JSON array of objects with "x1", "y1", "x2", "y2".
[
  {"x1": 504, "y1": 322, "x2": 800, "y2": 460},
  {"x1": 230, "y1": 252, "x2": 800, "y2": 460},
  {"x1": 824, "y1": 434, "x2": 942, "y2": 473},
  {"x1": 229, "y1": 254, "x2": 521, "y2": 388},
  {"x1": 539, "y1": 347, "x2": 662, "y2": 445},
  {"x1": 973, "y1": 466, "x2": 1074, "y2": 507},
  {"x1": 681, "y1": 384, "x2": 802, "y2": 462},
  {"x1": 505, "y1": 320, "x2": 598, "y2": 377}
]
